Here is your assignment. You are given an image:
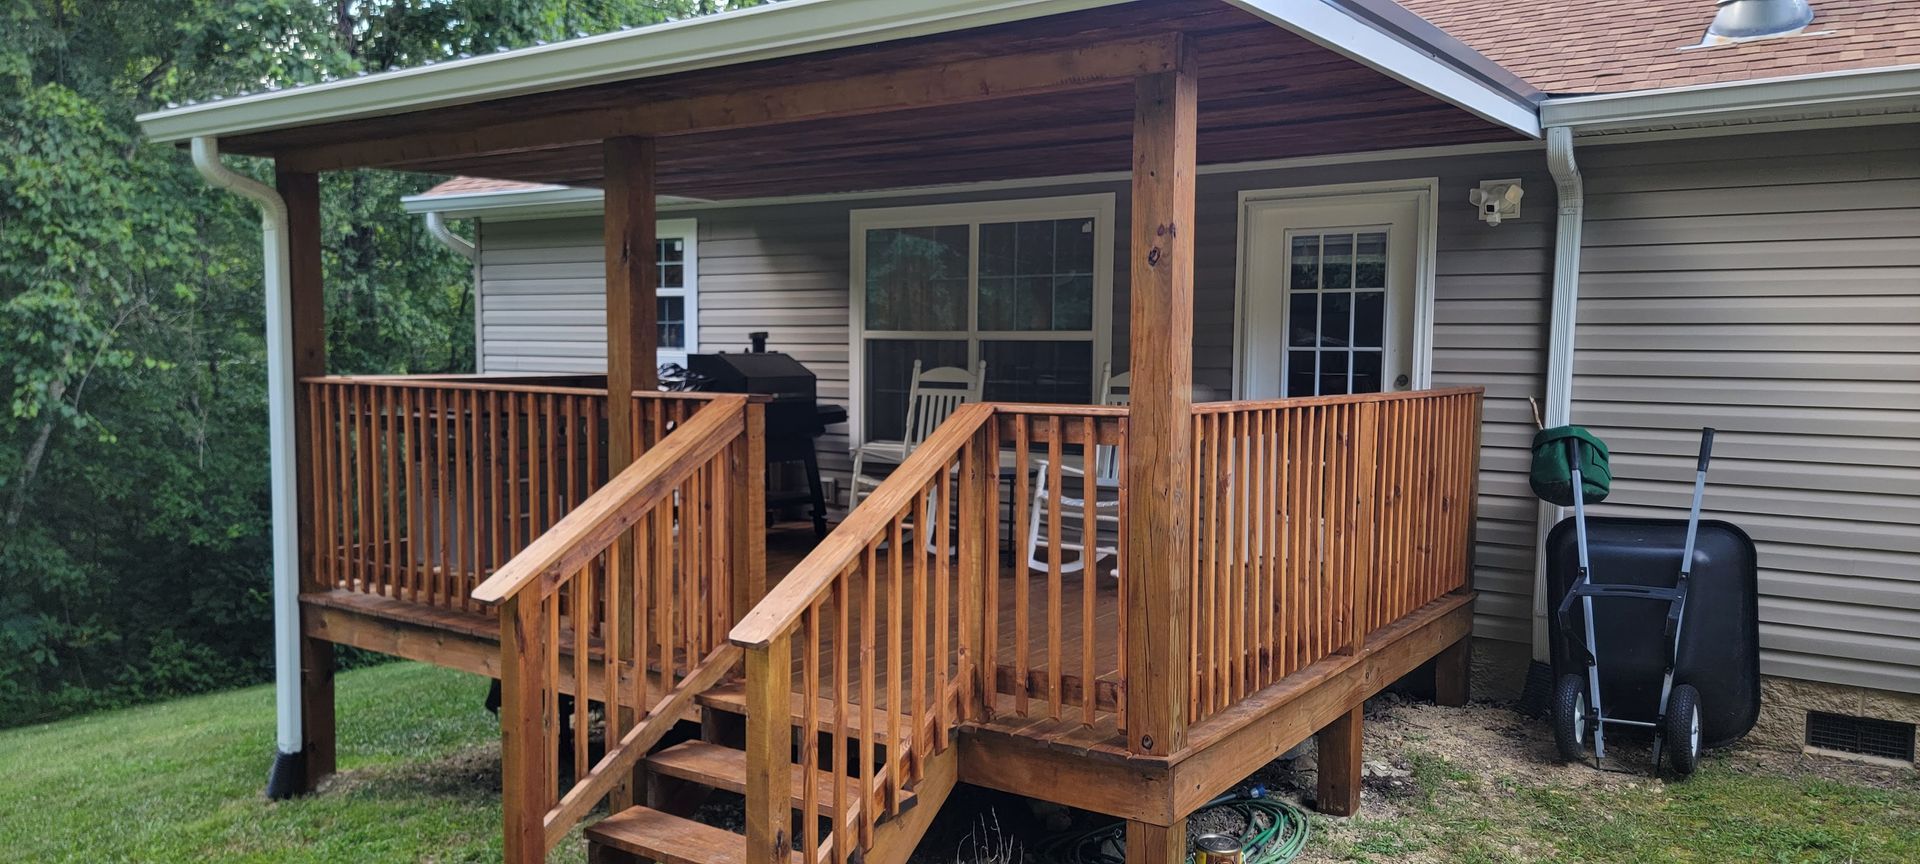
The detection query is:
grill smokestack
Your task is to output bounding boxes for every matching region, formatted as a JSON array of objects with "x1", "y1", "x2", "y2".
[{"x1": 1708, "y1": 0, "x2": 1814, "y2": 41}]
